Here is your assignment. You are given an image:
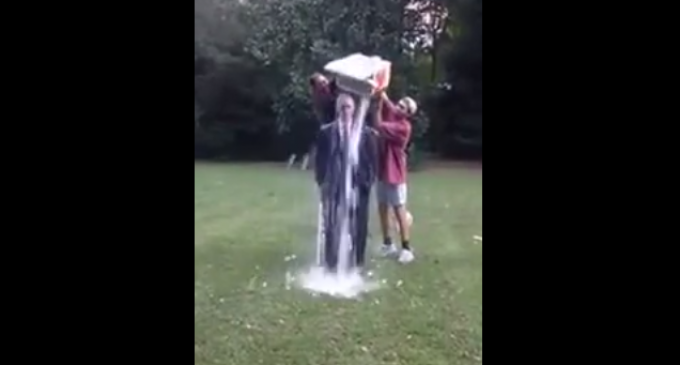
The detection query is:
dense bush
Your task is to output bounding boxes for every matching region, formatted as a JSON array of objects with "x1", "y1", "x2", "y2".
[{"x1": 195, "y1": 0, "x2": 482, "y2": 162}]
